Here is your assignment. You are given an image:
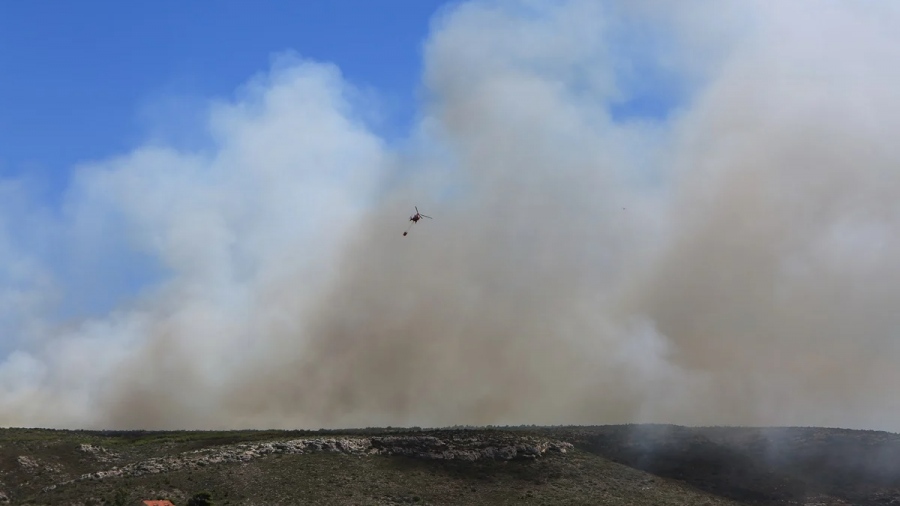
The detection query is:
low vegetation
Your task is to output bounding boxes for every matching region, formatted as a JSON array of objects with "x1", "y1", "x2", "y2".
[{"x1": 0, "y1": 425, "x2": 897, "y2": 505}]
